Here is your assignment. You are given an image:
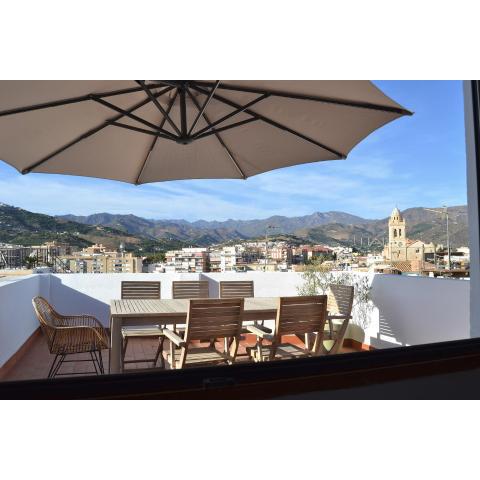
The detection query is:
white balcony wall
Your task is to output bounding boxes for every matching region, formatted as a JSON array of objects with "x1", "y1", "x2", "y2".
[
  {"x1": 0, "y1": 275, "x2": 49, "y2": 367},
  {"x1": 0, "y1": 272, "x2": 471, "y2": 368},
  {"x1": 366, "y1": 274, "x2": 470, "y2": 348},
  {"x1": 48, "y1": 273, "x2": 201, "y2": 325}
]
